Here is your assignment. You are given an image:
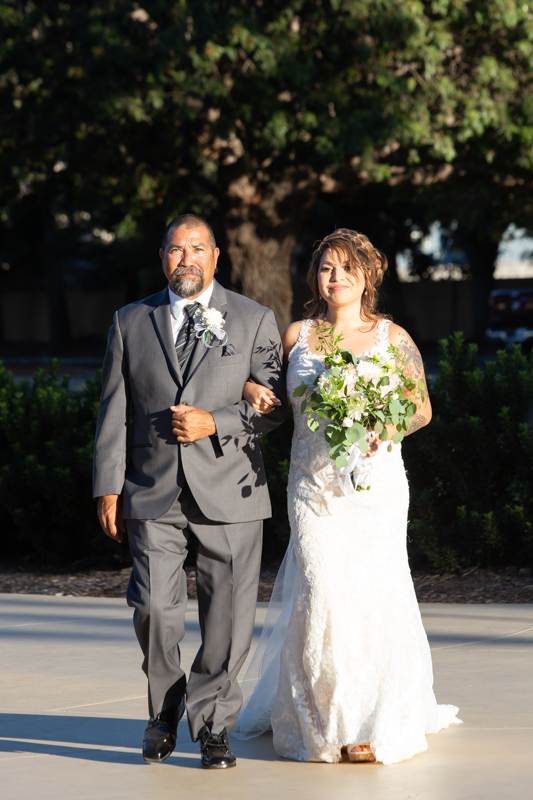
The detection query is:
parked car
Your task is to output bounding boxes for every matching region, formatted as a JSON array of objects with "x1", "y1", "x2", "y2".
[{"x1": 487, "y1": 288, "x2": 533, "y2": 345}]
